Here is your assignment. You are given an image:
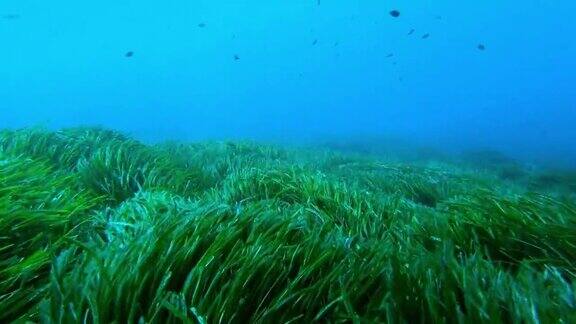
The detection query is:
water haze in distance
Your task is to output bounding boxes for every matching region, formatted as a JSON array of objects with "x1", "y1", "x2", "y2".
[{"x1": 0, "y1": 0, "x2": 575, "y2": 168}]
